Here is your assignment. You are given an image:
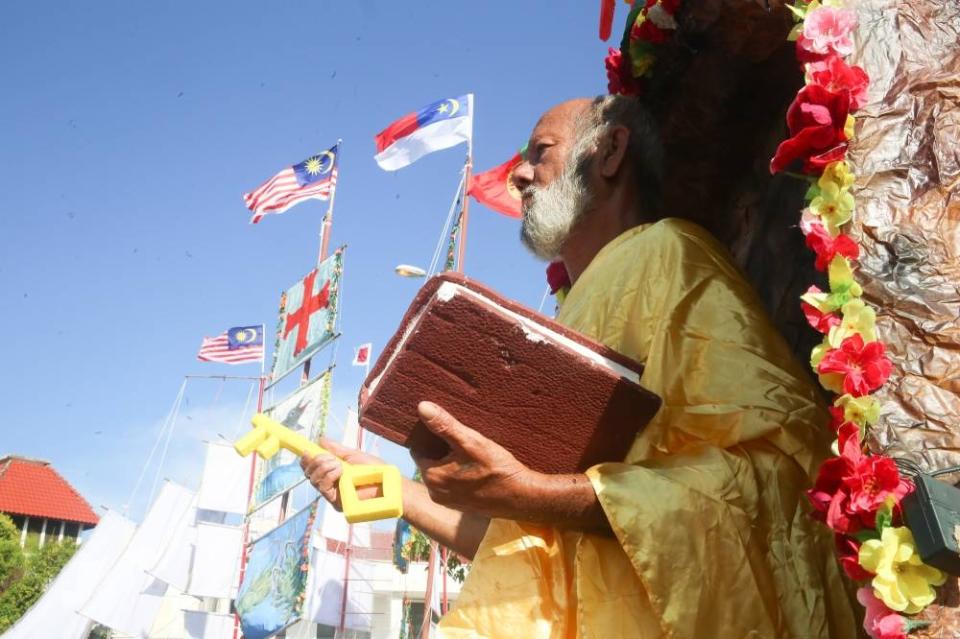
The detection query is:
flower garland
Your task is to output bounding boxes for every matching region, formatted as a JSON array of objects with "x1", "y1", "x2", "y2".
[
  {"x1": 605, "y1": 0, "x2": 682, "y2": 96},
  {"x1": 771, "y1": 1, "x2": 945, "y2": 635}
]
